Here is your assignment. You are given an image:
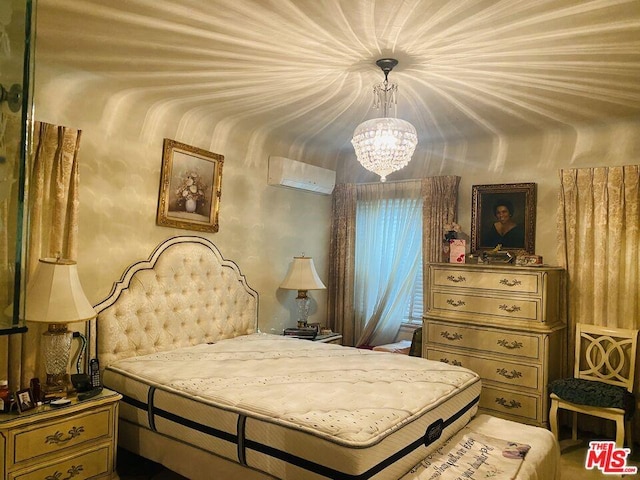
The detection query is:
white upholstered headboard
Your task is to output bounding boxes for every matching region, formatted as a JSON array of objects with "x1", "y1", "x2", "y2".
[{"x1": 89, "y1": 236, "x2": 258, "y2": 368}]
